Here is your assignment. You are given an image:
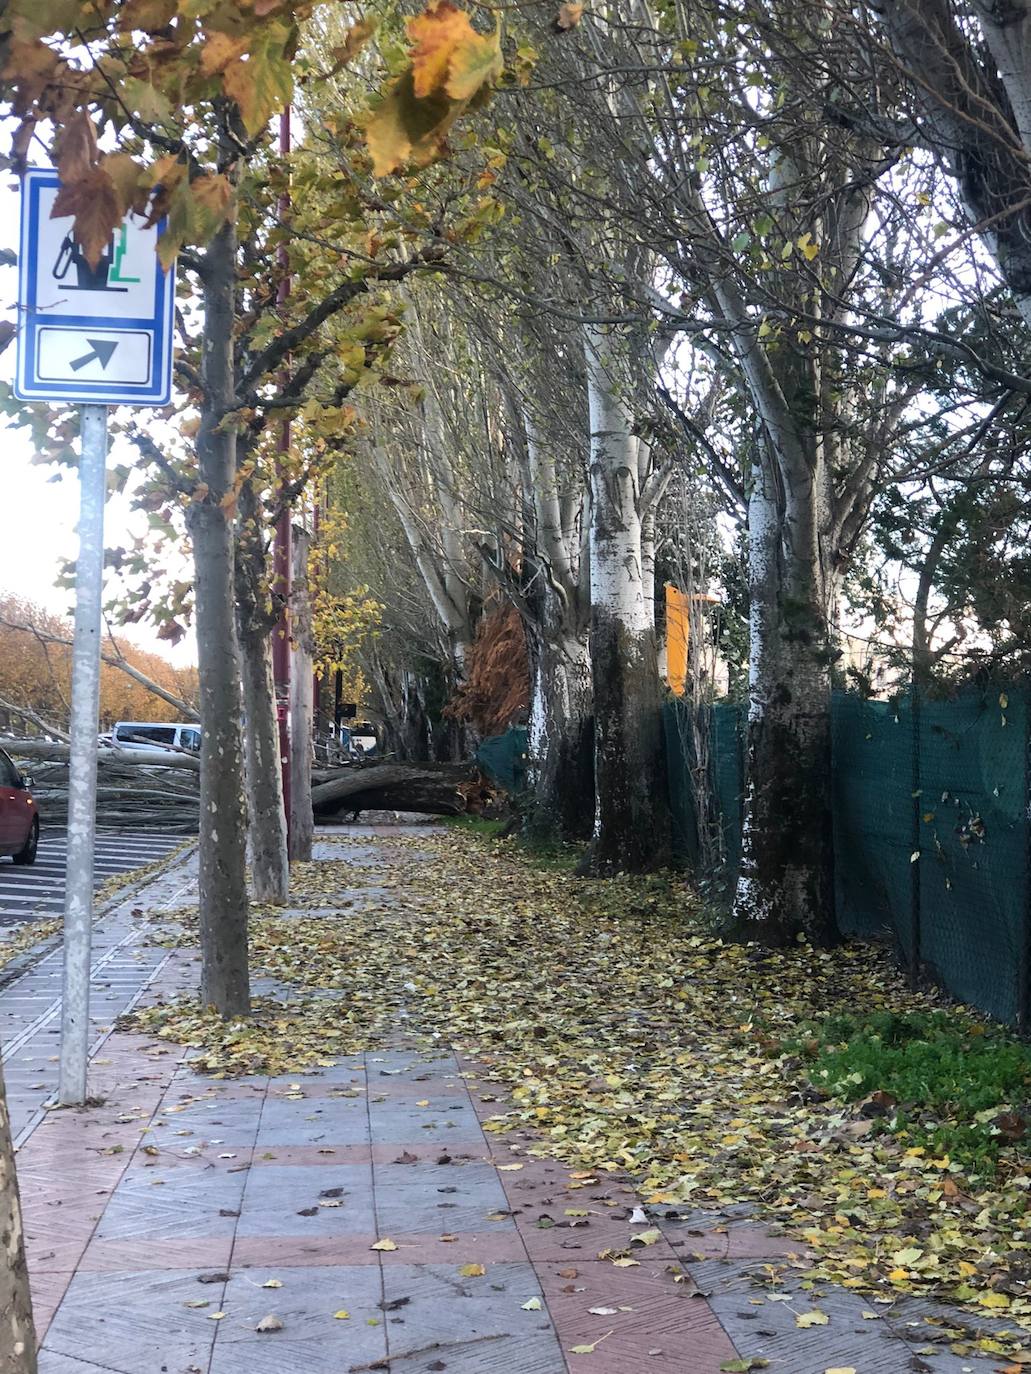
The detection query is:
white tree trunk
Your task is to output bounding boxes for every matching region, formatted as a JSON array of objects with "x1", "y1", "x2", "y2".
[
  {"x1": 581, "y1": 323, "x2": 668, "y2": 873},
  {"x1": 732, "y1": 451, "x2": 835, "y2": 944},
  {"x1": 528, "y1": 621, "x2": 594, "y2": 839}
]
